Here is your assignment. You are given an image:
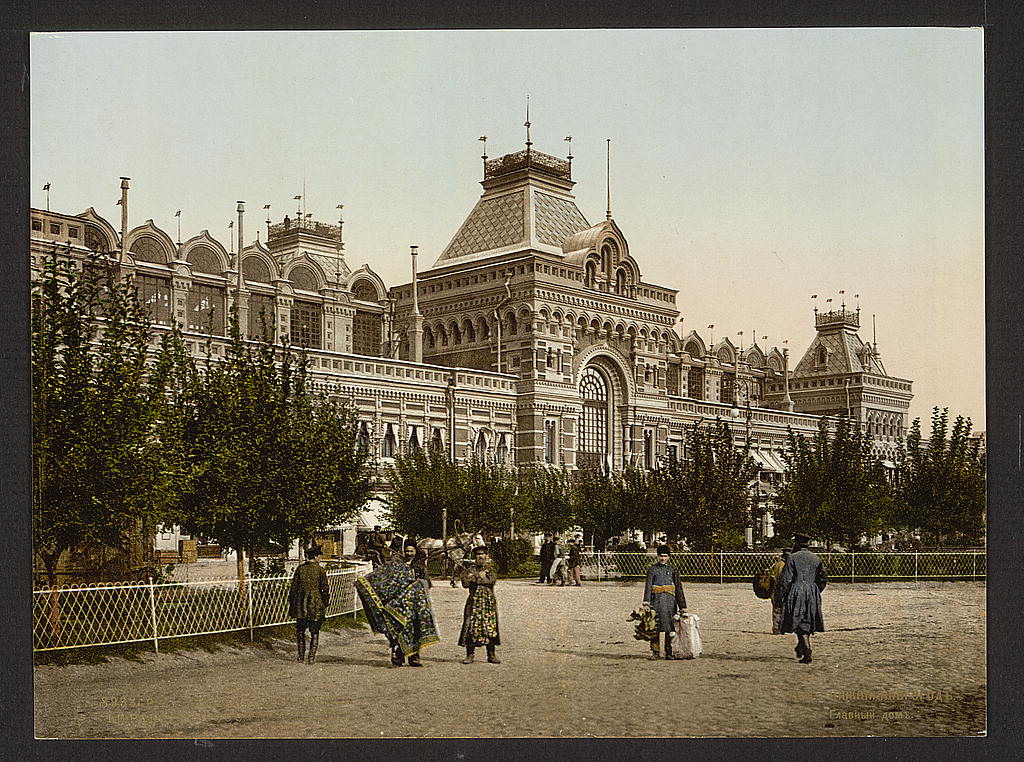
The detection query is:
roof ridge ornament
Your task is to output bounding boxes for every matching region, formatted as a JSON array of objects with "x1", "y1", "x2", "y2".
[
  {"x1": 606, "y1": 139, "x2": 612, "y2": 221},
  {"x1": 524, "y1": 95, "x2": 532, "y2": 151}
]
